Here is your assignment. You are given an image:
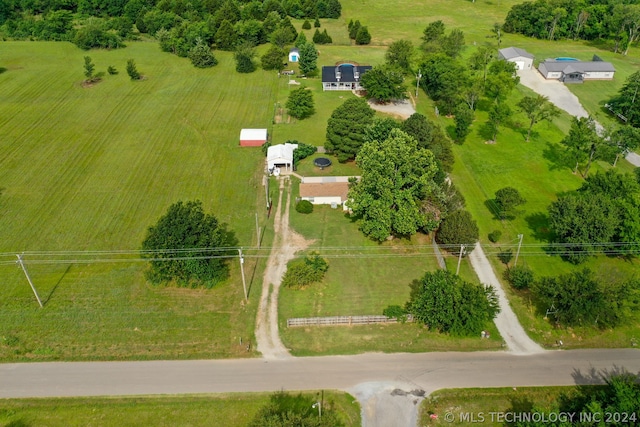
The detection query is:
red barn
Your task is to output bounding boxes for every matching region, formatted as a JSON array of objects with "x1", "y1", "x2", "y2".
[{"x1": 239, "y1": 129, "x2": 268, "y2": 147}]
